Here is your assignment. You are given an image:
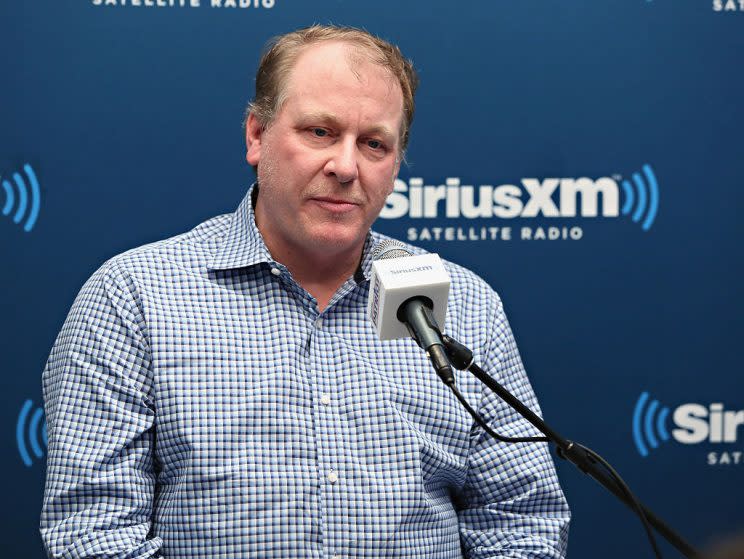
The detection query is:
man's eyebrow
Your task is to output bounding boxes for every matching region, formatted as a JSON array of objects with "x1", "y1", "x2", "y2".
[
  {"x1": 364, "y1": 124, "x2": 397, "y2": 144},
  {"x1": 298, "y1": 111, "x2": 342, "y2": 127},
  {"x1": 297, "y1": 111, "x2": 398, "y2": 144}
]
